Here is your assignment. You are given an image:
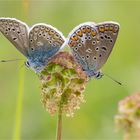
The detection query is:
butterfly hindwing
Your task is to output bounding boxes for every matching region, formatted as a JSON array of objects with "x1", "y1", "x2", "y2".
[
  {"x1": 95, "y1": 22, "x2": 119, "y2": 71},
  {"x1": 28, "y1": 24, "x2": 65, "y2": 63},
  {"x1": 0, "y1": 18, "x2": 29, "y2": 56}
]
